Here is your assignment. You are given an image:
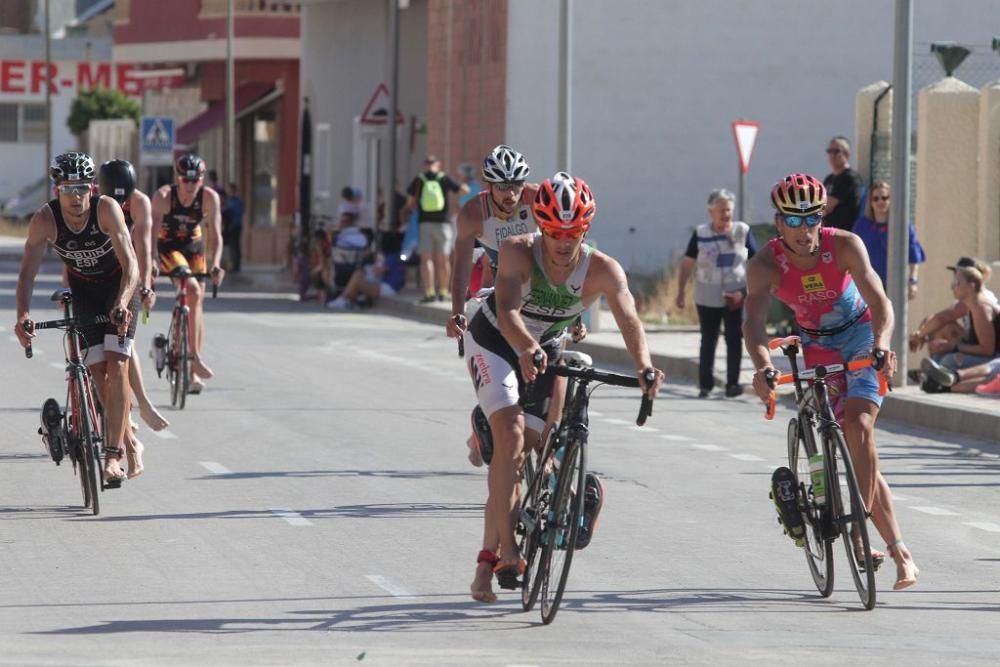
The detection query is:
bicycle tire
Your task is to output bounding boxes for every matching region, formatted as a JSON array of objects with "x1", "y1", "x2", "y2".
[
  {"x1": 75, "y1": 376, "x2": 100, "y2": 516},
  {"x1": 787, "y1": 416, "x2": 834, "y2": 597},
  {"x1": 179, "y1": 309, "x2": 190, "y2": 409},
  {"x1": 539, "y1": 439, "x2": 585, "y2": 625},
  {"x1": 168, "y1": 309, "x2": 182, "y2": 408},
  {"x1": 520, "y1": 444, "x2": 549, "y2": 611},
  {"x1": 66, "y1": 384, "x2": 90, "y2": 509},
  {"x1": 828, "y1": 427, "x2": 876, "y2": 610}
]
